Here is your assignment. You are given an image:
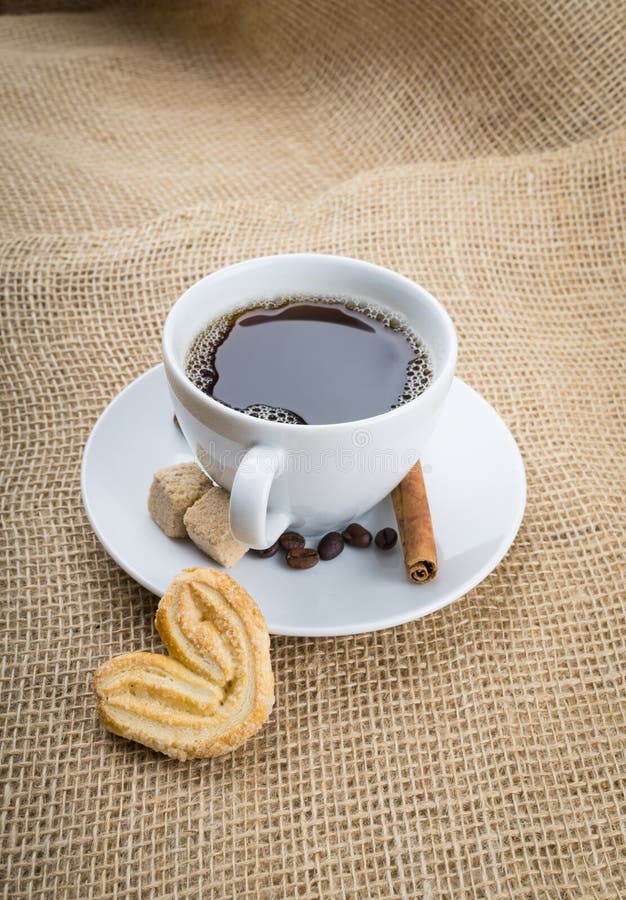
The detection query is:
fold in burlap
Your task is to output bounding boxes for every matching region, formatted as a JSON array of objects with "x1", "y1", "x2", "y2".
[{"x1": 1, "y1": 2, "x2": 625, "y2": 897}]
